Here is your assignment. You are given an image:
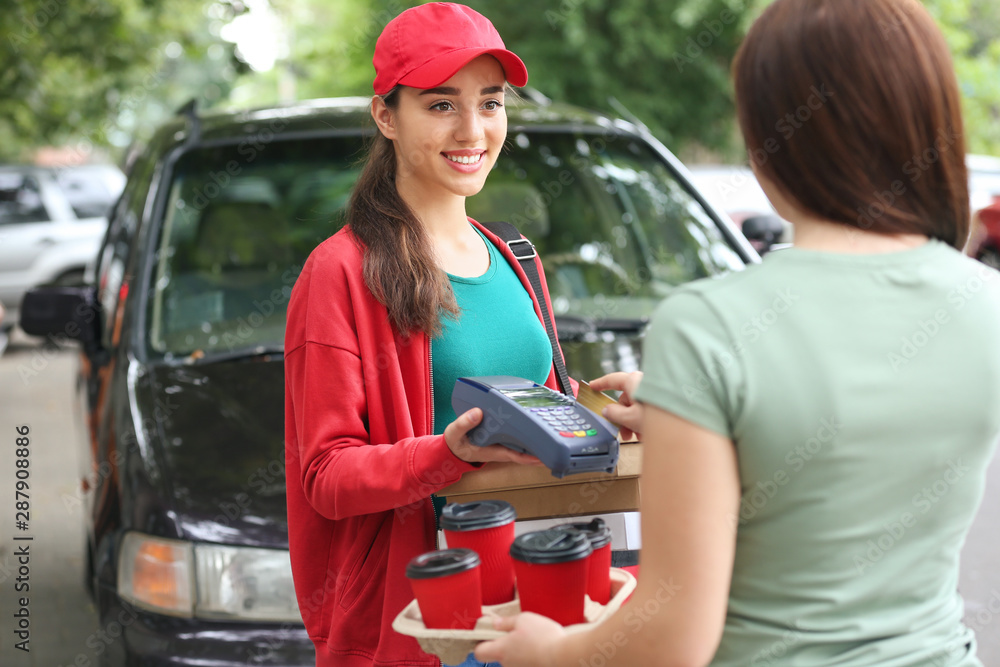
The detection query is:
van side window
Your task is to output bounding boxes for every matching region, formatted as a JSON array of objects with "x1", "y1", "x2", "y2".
[
  {"x1": 97, "y1": 156, "x2": 155, "y2": 349},
  {"x1": 0, "y1": 174, "x2": 50, "y2": 225}
]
